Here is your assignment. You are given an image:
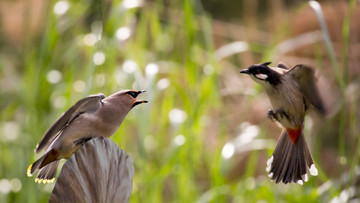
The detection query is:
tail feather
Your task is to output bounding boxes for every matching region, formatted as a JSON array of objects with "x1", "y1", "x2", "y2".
[
  {"x1": 27, "y1": 149, "x2": 59, "y2": 179},
  {"x1": 268, "y1": 132, "x2": 291, "y2": 182},
  {"x1": 276, "y1": 140, "x2": 293, "y2": 183},
  {"x1": 27, "y1": 154, "x2": 47, "y2": 177},
  {"x1": 35, "y1": 160, "x2": 60, "y2": 184},
  {"x1": 266, "y1": 129, "x2": 317, "y2": 184},
  {"x1": 282, "y1": 149, "x2": 295, "y2": 183}
]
